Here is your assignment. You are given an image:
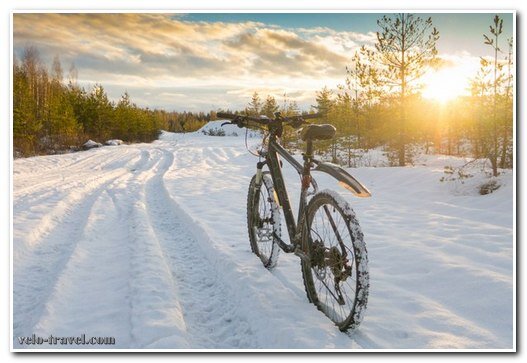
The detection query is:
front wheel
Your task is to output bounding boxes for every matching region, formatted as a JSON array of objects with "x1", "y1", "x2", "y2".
[
  {"x1": 247, "y1": 171, "x2": 281, "y2": 269},
  {"x1": 301, "y1": 190, "x2": 369, "y2": 331}
]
